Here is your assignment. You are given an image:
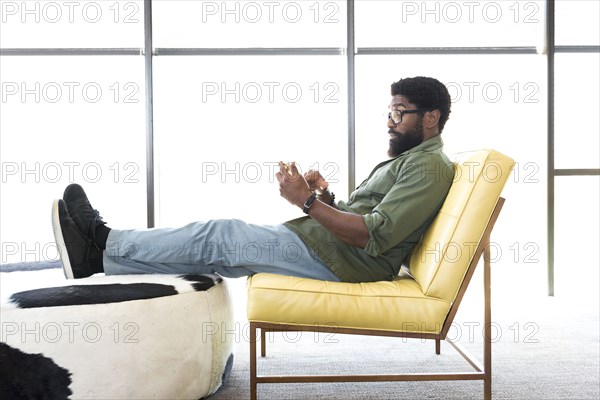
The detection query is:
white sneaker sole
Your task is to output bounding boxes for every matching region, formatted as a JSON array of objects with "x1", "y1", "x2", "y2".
[{"x1": 51, "y1": 199, "x2": 74, "y2": 279}]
